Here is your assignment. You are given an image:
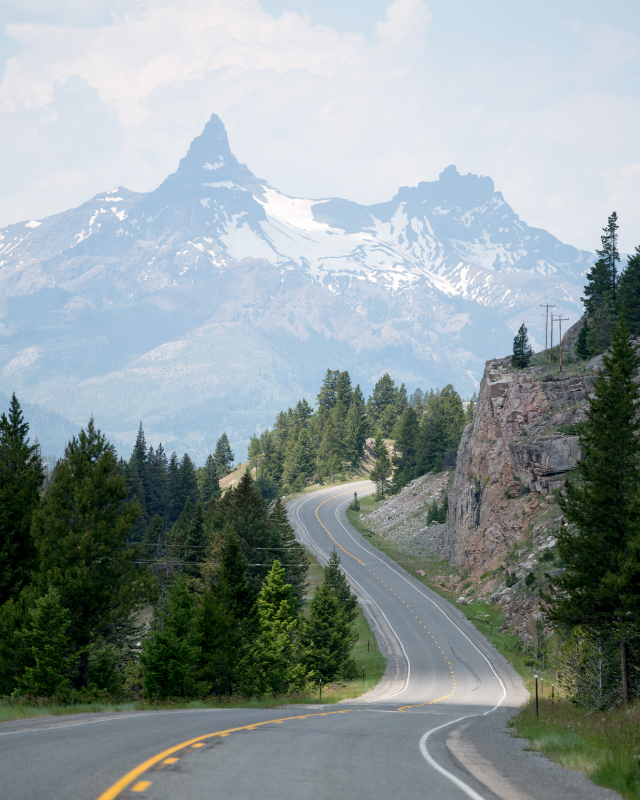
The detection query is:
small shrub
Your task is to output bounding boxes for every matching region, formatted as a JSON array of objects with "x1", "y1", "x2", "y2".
[{"x1": 525, "y1": 572, "x2": 536, "y2": 587}]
